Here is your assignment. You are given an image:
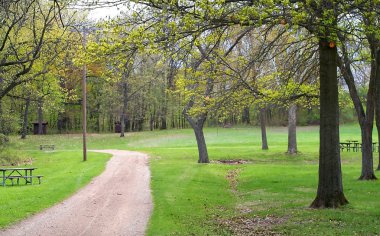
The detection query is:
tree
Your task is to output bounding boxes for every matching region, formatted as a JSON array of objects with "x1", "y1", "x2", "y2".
[
  {"x1": 177, "y1": 43, "x2": 219, "y2": 163},
  {"x1": 0, "y1": 0, "x2": 73, "y2": 135},
  {"x1": 305, "y1": 1, "x2": 348, "y2": 208},
  {"x1": 336, "y1": 19, "x2": 377, "y2": 179},
  {"x1": 0, "y1": 0, "x2": 69, "y2": 100},
  {"x1": 87, "y1": 0, "x2": 349, "y2": 207}
]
